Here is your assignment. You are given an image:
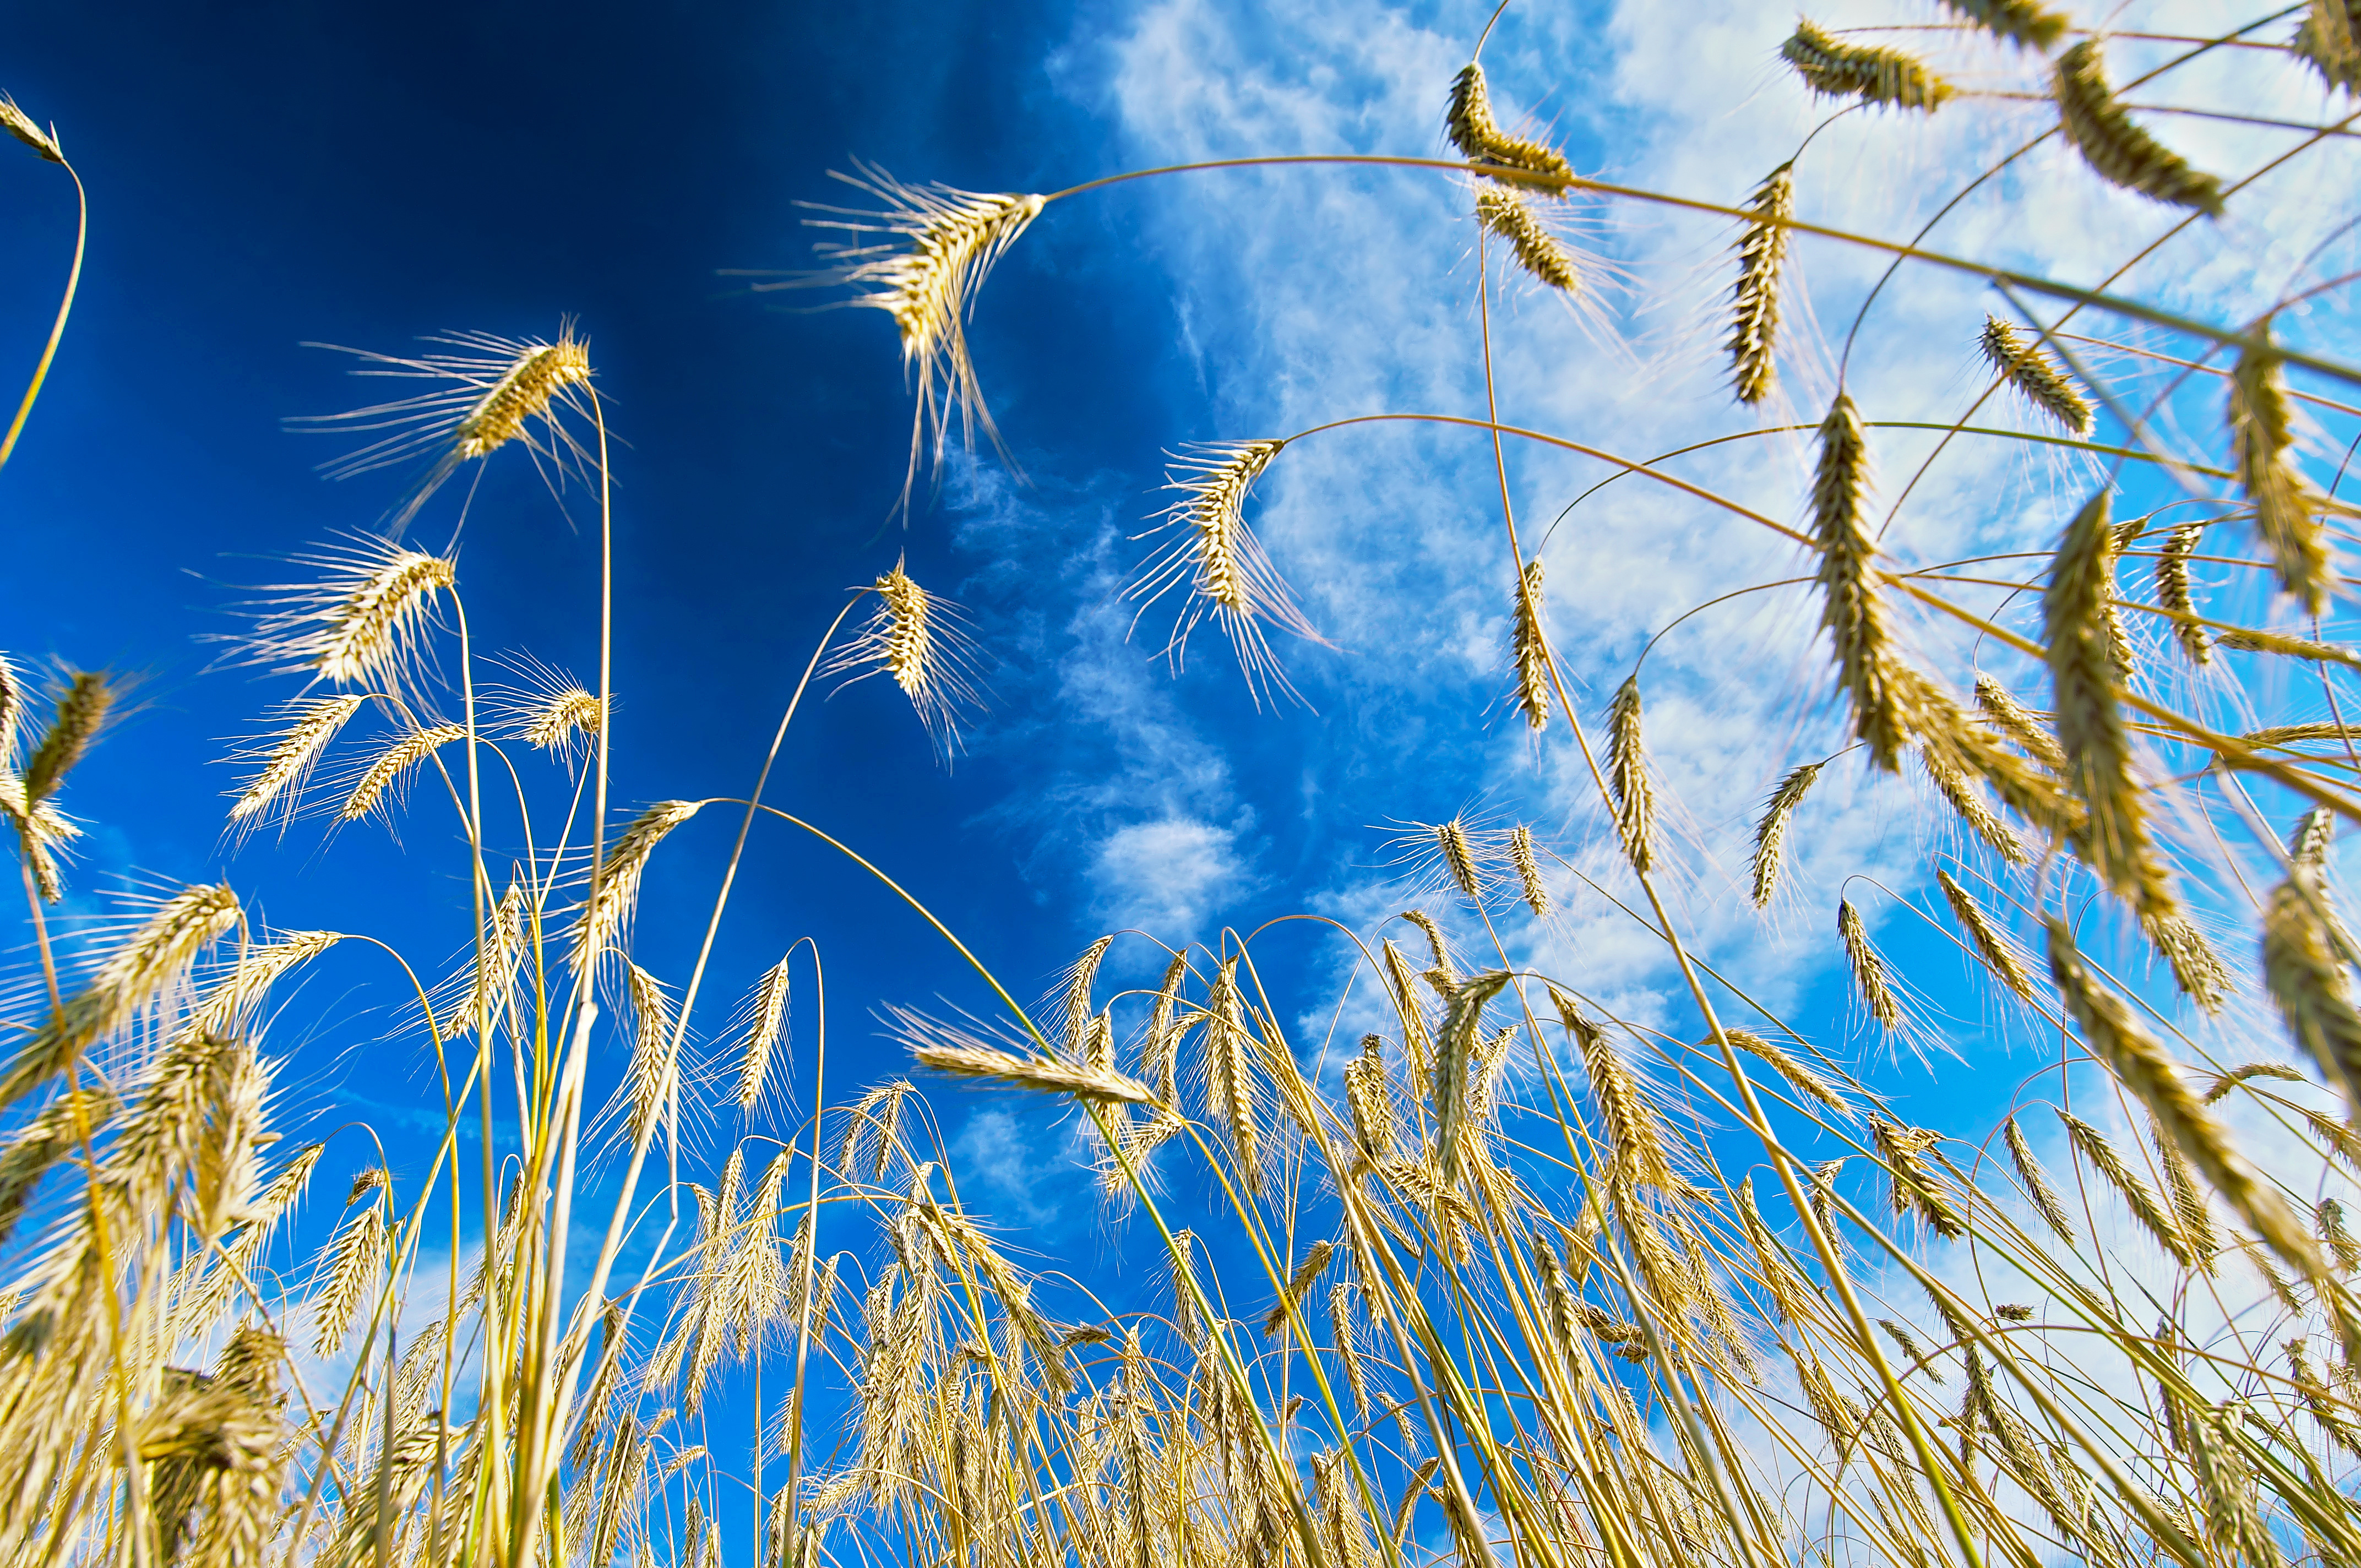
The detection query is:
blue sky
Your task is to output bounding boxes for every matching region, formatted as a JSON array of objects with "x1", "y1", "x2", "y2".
[{"x1": 8, "y1": 1, "x2": 2361, "y2": 1521}]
